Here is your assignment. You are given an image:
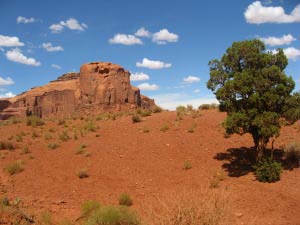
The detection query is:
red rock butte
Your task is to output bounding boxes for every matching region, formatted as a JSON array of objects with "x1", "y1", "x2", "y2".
[{"x1": 0, "y1": 62, "x2": 155, "y2": 119}]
